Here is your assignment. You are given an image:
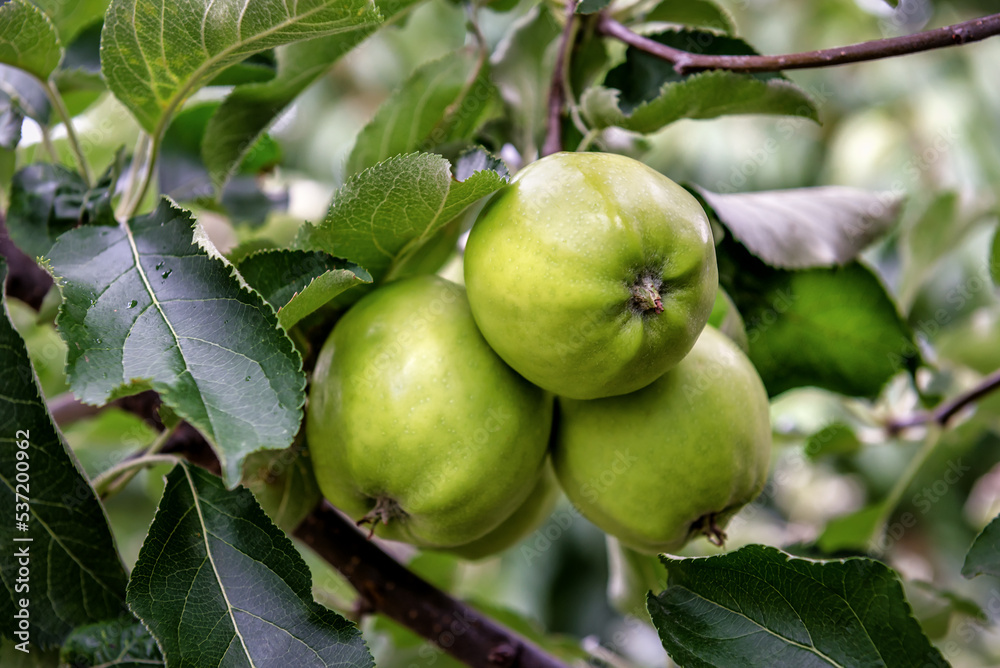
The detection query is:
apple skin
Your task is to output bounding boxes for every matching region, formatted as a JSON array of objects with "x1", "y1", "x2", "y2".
[
  {"x1": 464, "y1": 151, "x2": 718, "y2": 400},
  {"x1": 552, "y1": 326, "x2": 771, "y2": 554},
  {"x1": 306, "y1": 275, "x2": 553, "y2": 548},
  {"x1": 442, "y1": 460, "x2": 560, "y2": 560}
]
